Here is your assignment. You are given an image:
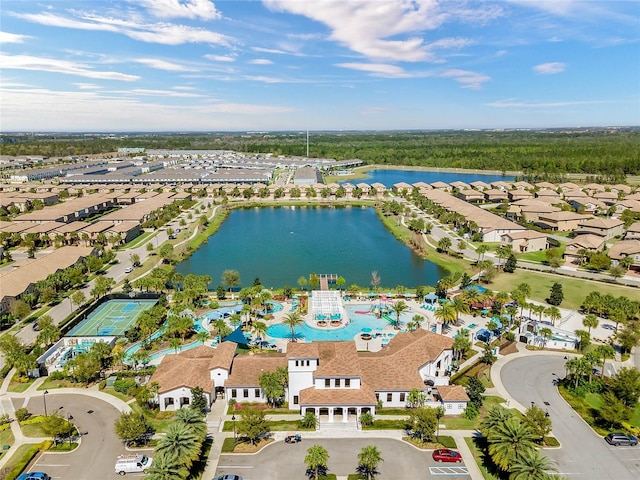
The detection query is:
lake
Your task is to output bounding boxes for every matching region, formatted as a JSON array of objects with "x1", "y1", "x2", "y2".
[
  {"x1": 340, "y1": 168, "x2": 514, "y2": 185},
  {"x1": 175, "y1": 206, "x2": 447, "y2": 290}
]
